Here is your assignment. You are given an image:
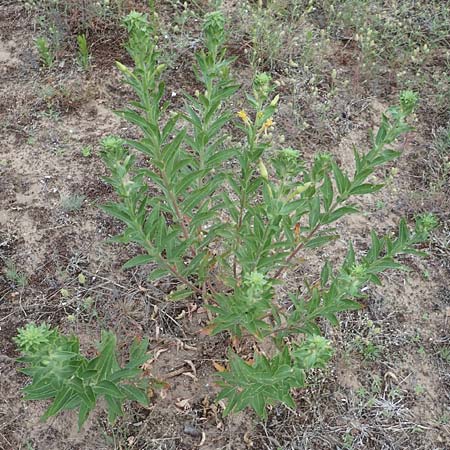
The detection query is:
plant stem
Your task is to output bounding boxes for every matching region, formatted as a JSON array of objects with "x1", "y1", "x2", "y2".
[{"x1": 273, "y1": 223, "x2": 321, "y2": 279}]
